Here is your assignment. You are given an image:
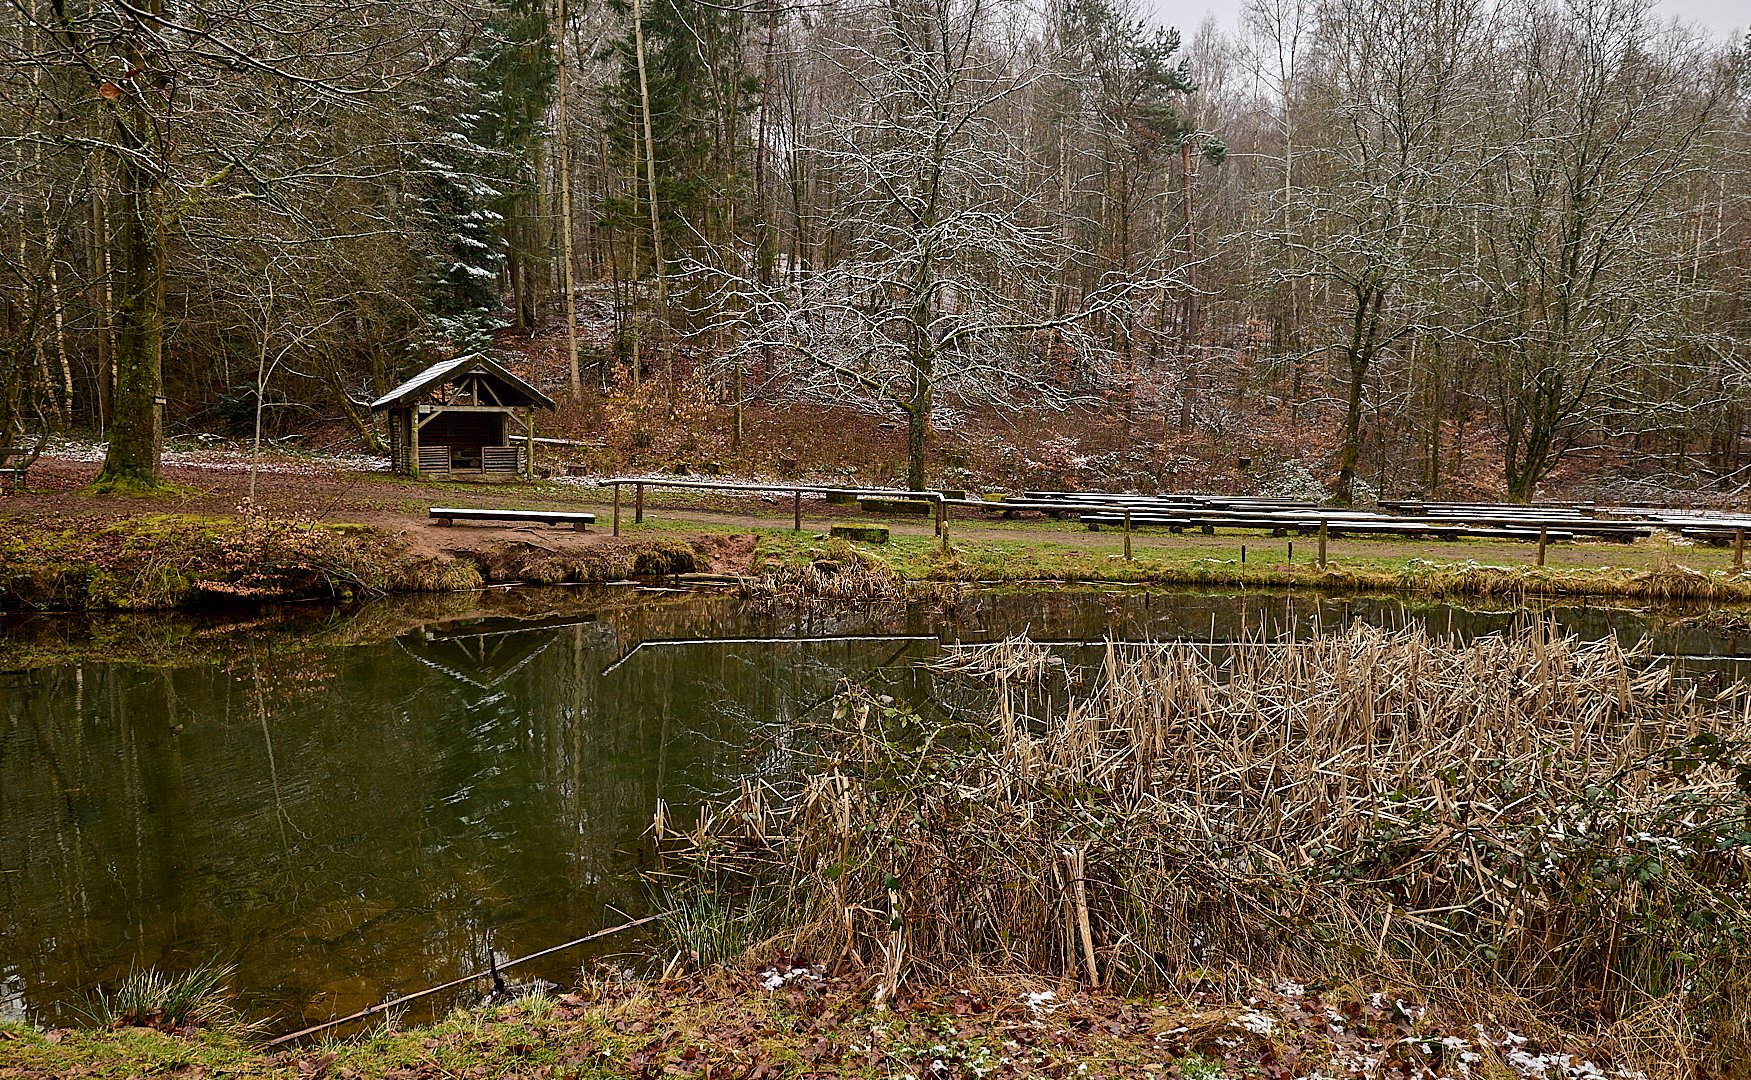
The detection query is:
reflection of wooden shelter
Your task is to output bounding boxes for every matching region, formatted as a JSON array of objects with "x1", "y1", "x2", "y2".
[
  {"x1": 371, "y1": 355, "x2": 555, "y2": 480},
  {"x1": 399, "y1": 626, "x2": 558, "y2": 690}
]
